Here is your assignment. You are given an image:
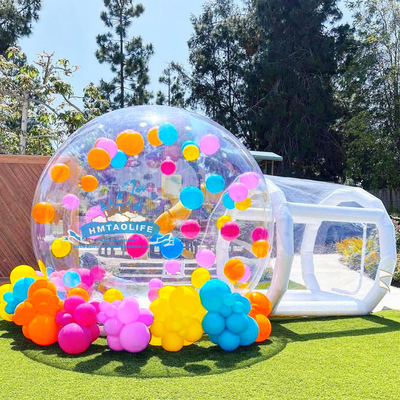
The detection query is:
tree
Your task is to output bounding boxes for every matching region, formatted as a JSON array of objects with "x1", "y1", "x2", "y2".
[
  {"x1": 95, "y1": 0, "x2": 154, "y2": 109},
  {"x1": 0, "y1": 0, "x2": 41, "y2": 54},
  {"x1": 0, "y1": 47, "x2": 108, "y2": 155},
  {"x1": 338, "y1": 0, "x2": 400, "y2": 188},
  {"x1": 245, "y1": 0, "x2": 352, "y2": 180},
  {"x1": 156, "y1": 63, "x2": 186, "y2": 107}
]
